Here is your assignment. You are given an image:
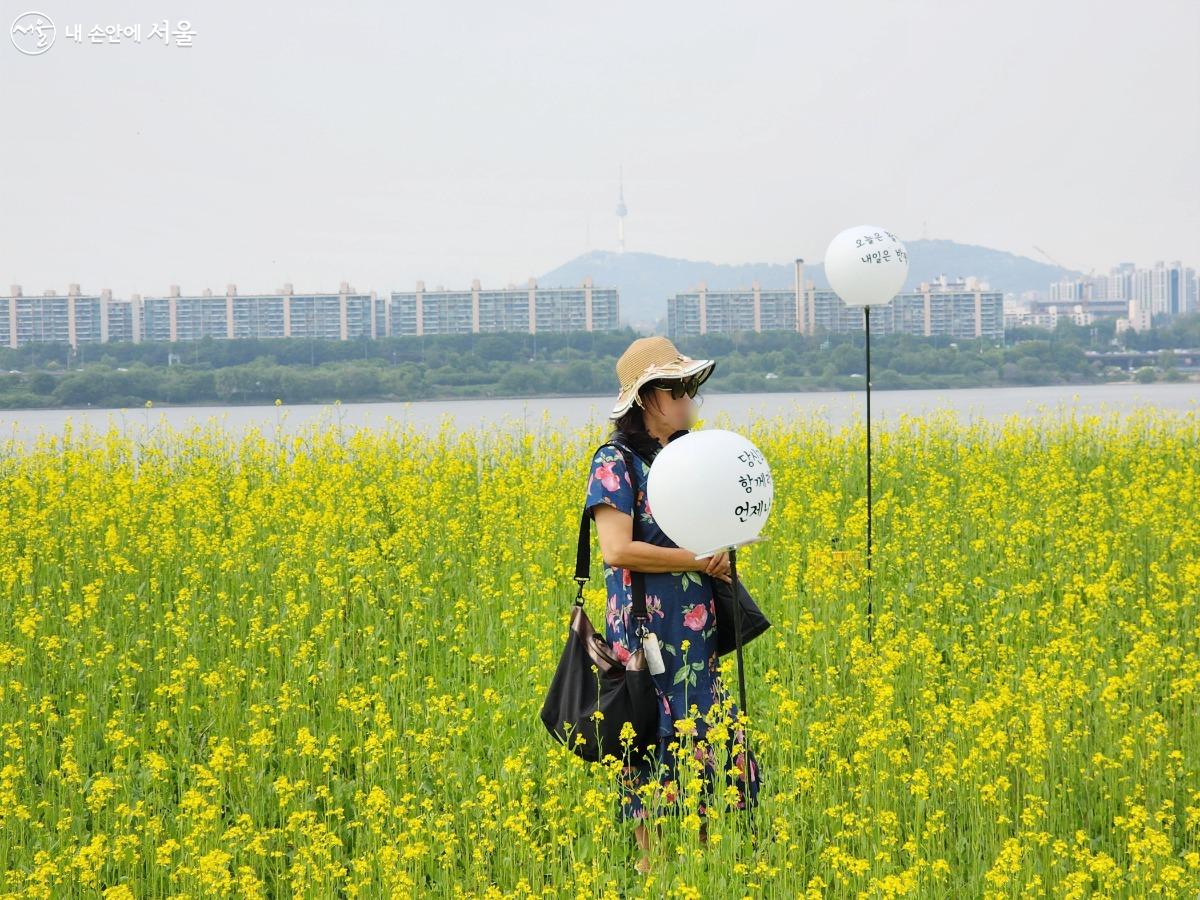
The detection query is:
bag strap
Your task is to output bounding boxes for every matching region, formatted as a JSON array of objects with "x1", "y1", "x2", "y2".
[{"x1": 574, "y1": 440, "x2": 649, "y2": 630}]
